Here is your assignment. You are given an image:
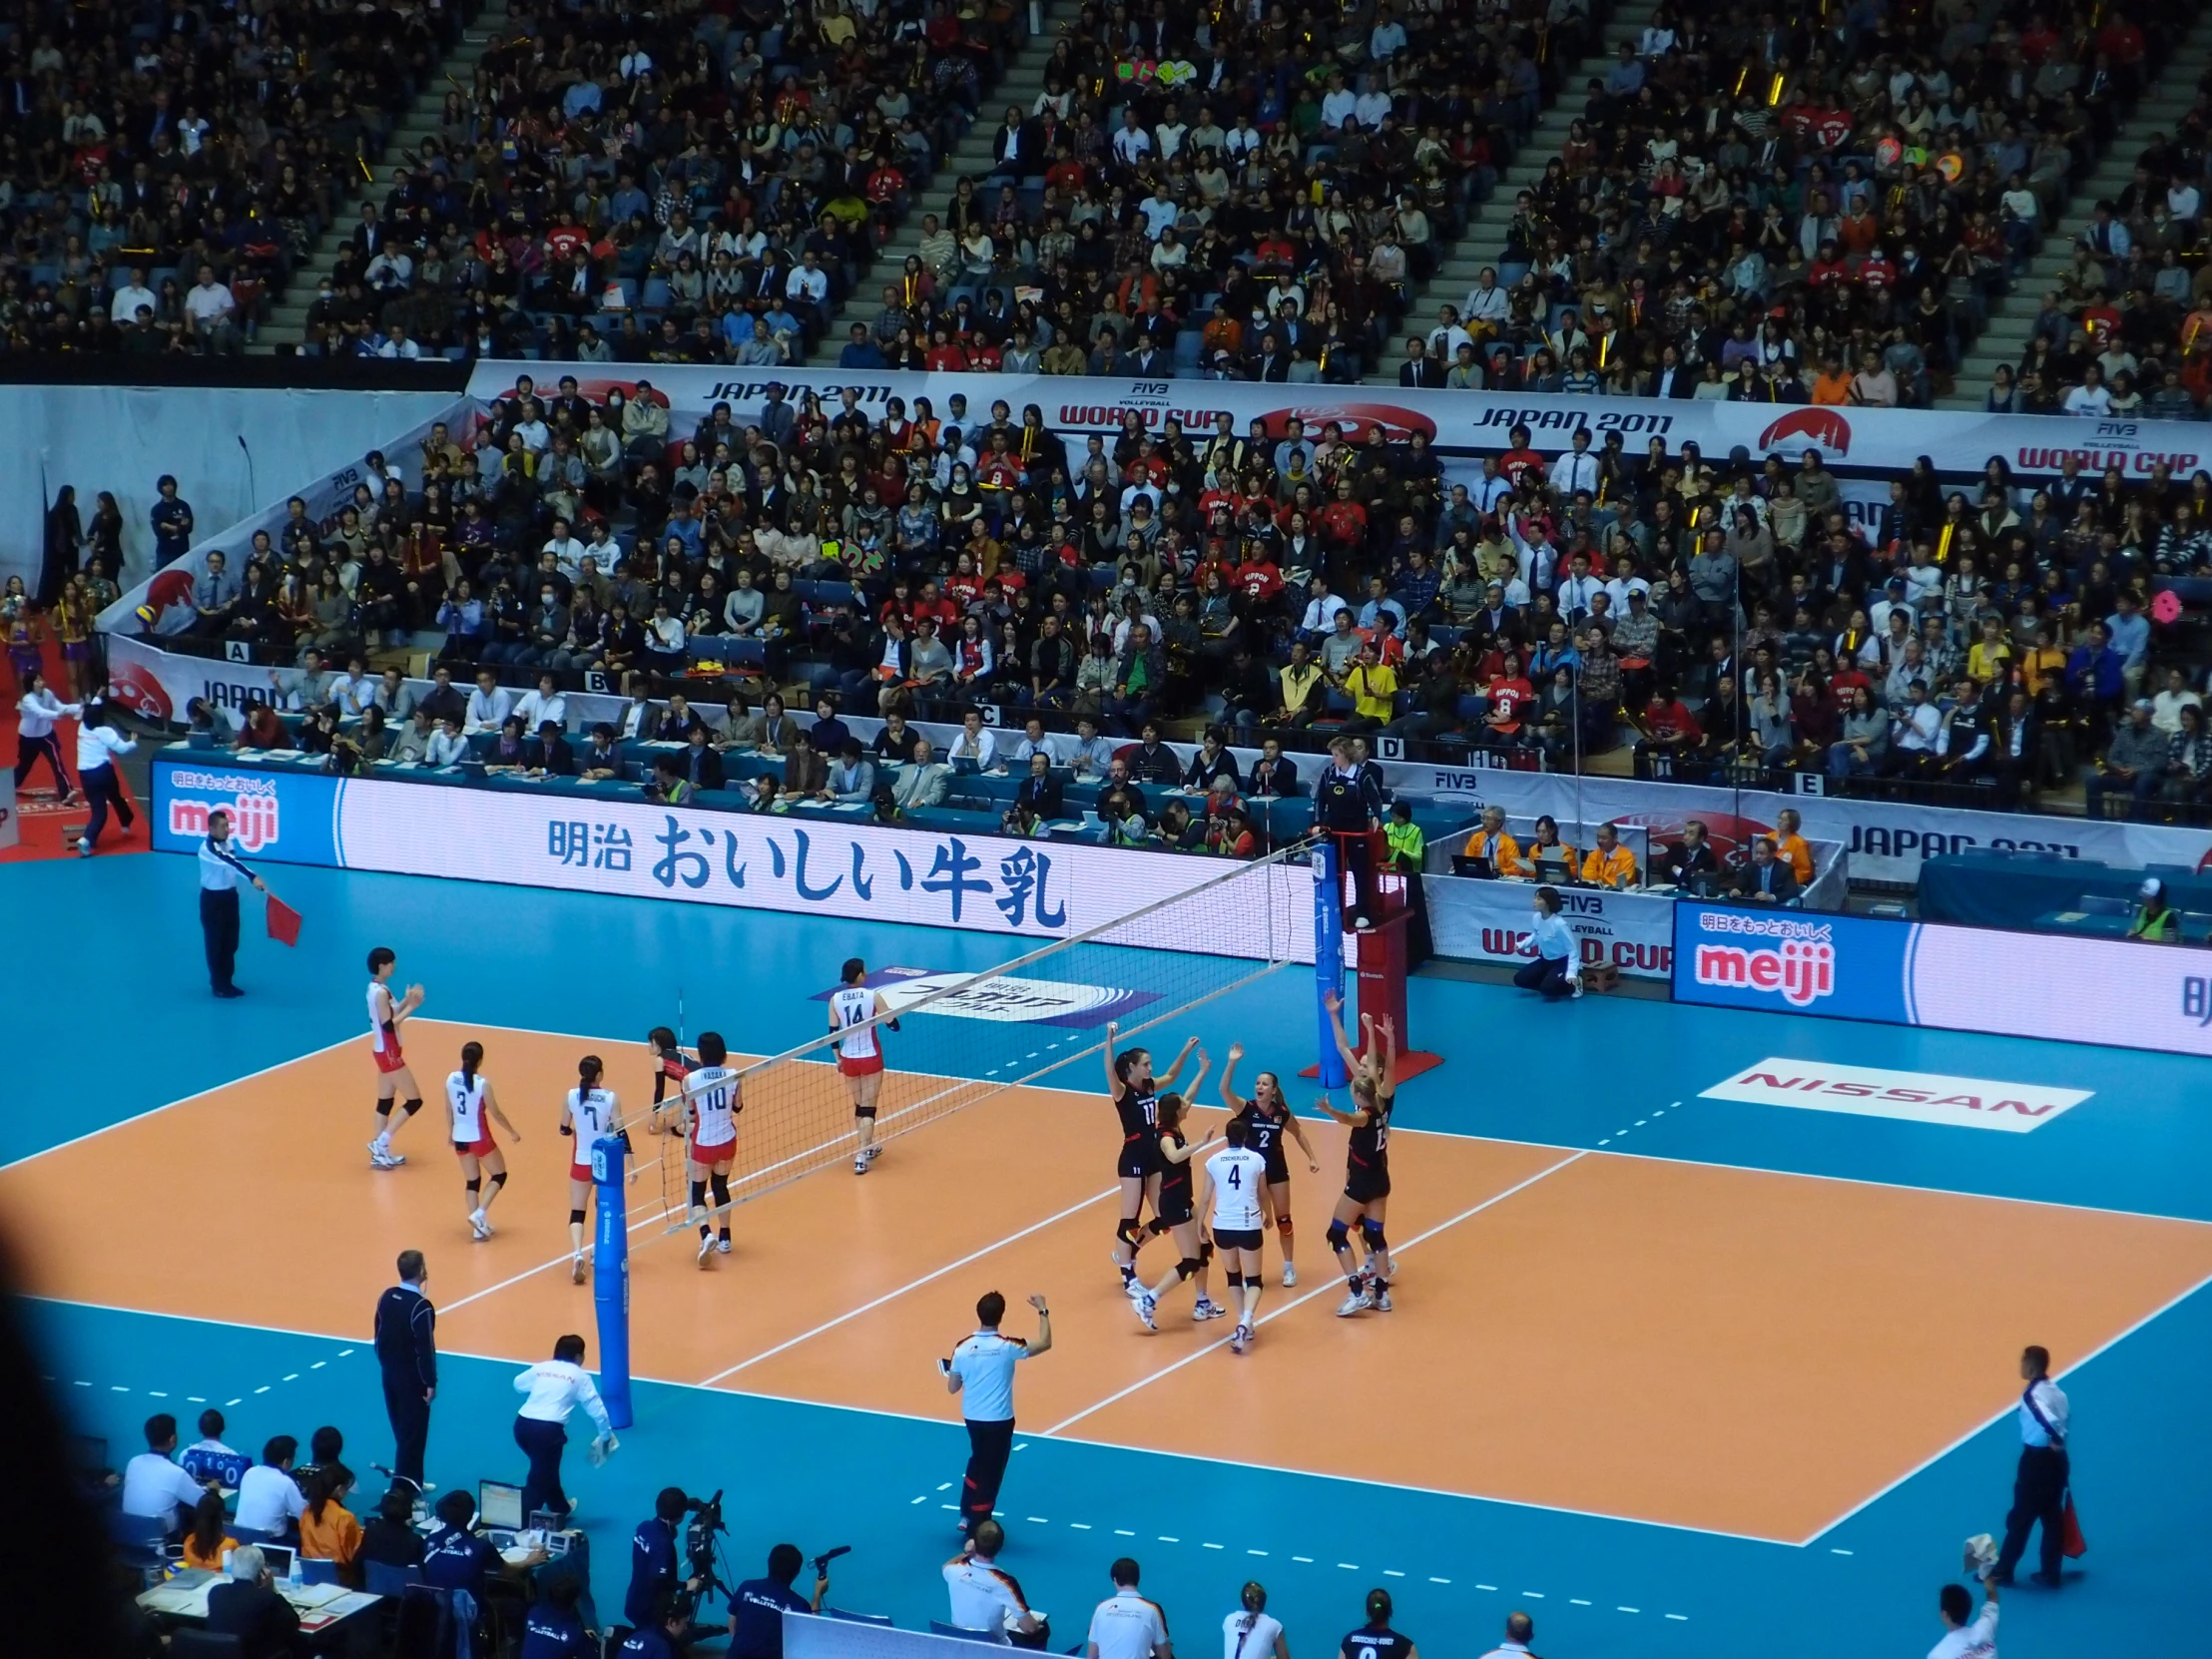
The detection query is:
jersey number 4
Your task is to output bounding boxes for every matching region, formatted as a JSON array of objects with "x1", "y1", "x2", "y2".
[{"x1": 1226, "y1": 1165, "x2": 1242, "y2": 1187}]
